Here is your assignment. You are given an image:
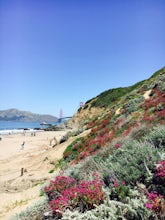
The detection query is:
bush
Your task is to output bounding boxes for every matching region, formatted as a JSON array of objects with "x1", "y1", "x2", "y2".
[
  {"x1": 145, "y1": 125, "x2": 165, "y2": 148},
  {"x1": 123, "y1": 95, "x2": 144, "y2": 116},
  {"x1": 145, "y1": 191, "x2": 165, "y2": 218},
  {"x1": 10, "y1": 198, "x2": 50, "y2": 220},
  {"x1": 62, "y1": 193, "x2": 150, "y2": 220},
  {"x1": 107, "y1": 140, "x2": 160, "y2": 185},
  {"x1": 91, "y1": 80, "x2": 144, "y2": 108},
  {"x1": 14, "y1": 124, "x2": 165, "y2": 219},
  {"x1": 130, "y1": 124, "x2": 152, "y2": 141},
  {"x1": 109, "y1": 181, "x2": 131, "y2": 201},
  {"x1": 156, "y1": 160, "x2": 165, "y2": 180},
  {"x1": 63, "y1": 137, "x2": 83, "y2": 162},
  {"x1": 44, "y1": 173, "x2": 105, "y2": 217},
  {"x1": 44, "y1": 175, "x2": 77, "y2": 201}
]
